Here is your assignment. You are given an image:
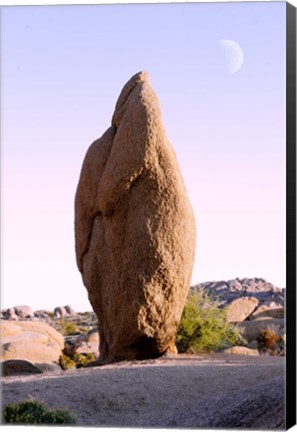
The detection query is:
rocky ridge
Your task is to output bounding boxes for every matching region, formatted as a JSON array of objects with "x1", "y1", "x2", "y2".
[{"x1": 193, "y1": 277, "x2": 284, "y2": 307}]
